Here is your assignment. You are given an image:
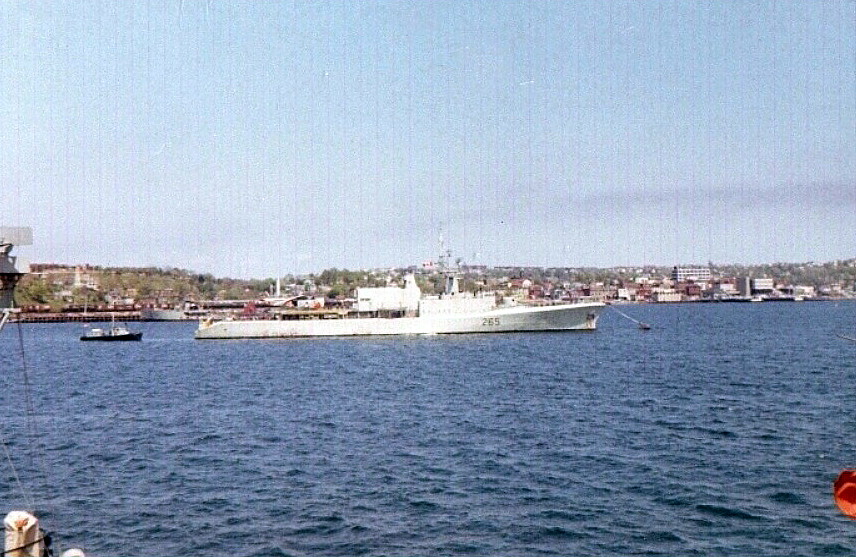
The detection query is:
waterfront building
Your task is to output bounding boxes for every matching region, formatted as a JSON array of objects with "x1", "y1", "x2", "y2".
[
  {"x1": 736, "y1": 277, "x2": 752, "y2": 296},
  {"x1": 683, "y1": 283, "x2": 702, "y2": 298},
  {"x1": 671, "y1": 266, "x2": 712, "y2": 282},
  {"x1": 616, "y1": 288, "x2": 633, "y2": 301},
  {"x1": 713, "y1": 281, "x2": 738, "y2": 295},
  {"x1": 652, "y1": 289, "x2": 682, "y2": 303},
  {"x1": 751, "y1": 278, "x2": 774, "y2": 293}
]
